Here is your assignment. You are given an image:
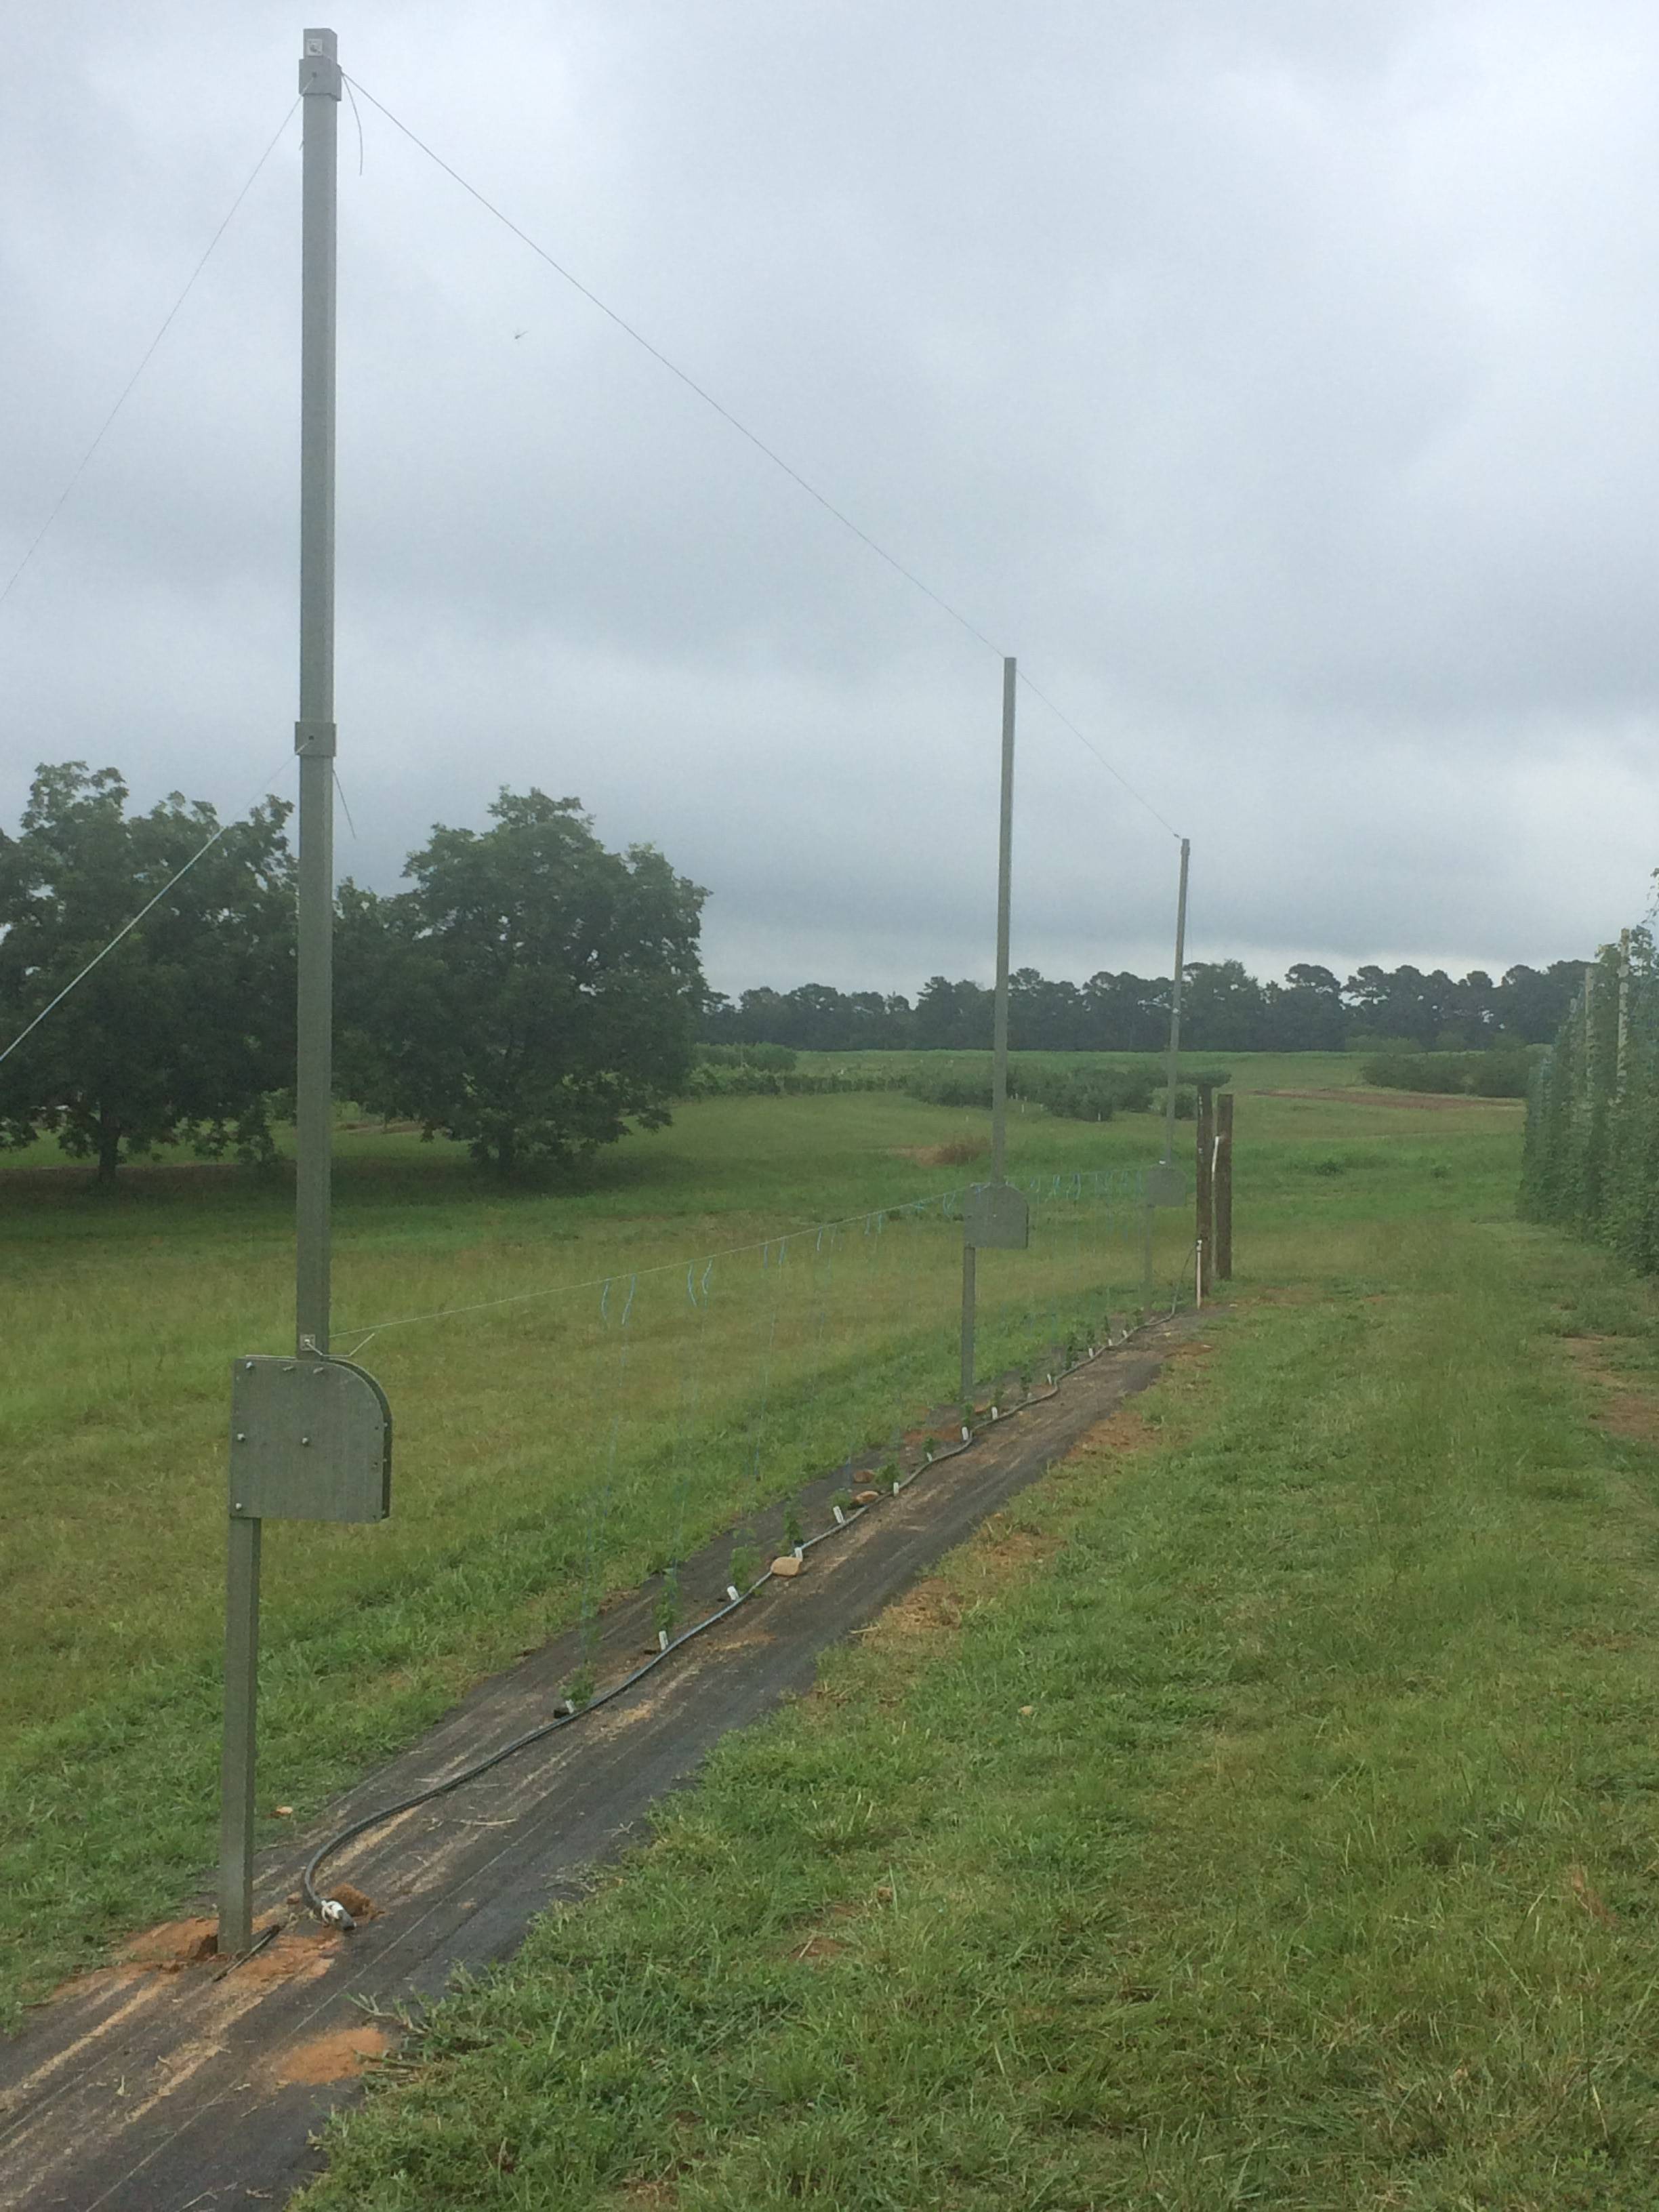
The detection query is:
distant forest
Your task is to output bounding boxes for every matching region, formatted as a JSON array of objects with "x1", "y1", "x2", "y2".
[{"x1": 703, "y1": 959, "x2": 1591, "y2": 1056}]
